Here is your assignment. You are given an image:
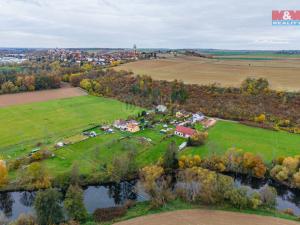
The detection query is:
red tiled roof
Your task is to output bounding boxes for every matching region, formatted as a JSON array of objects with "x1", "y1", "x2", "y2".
[{"x1": 175, "y1": 126, "x2": 196, "y2": 136}]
